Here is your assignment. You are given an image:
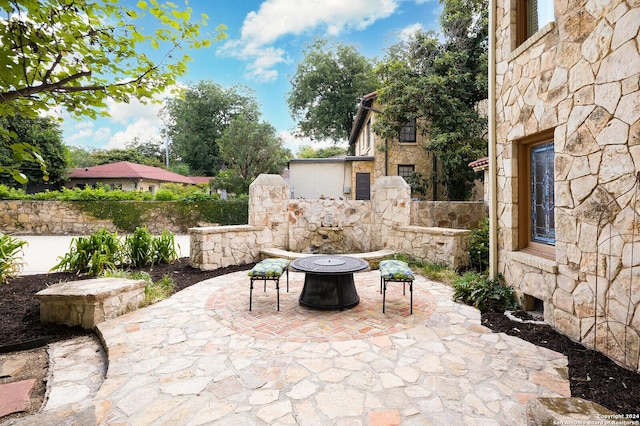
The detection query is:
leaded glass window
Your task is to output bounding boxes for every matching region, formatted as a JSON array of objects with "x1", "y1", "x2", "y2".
[{"x1": 531, "y1": 142, "x2": 555, "y2": 245}]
